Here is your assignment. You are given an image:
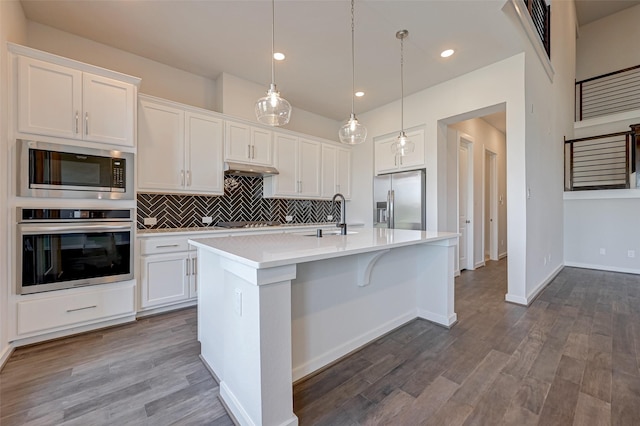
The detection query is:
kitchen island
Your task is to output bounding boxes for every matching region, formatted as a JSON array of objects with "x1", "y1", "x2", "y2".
[{"x1": 189, "y1": 228, "x2": 458, "y2": 426}]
